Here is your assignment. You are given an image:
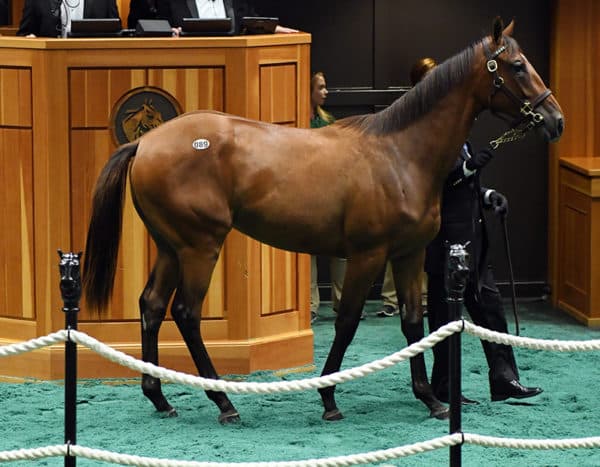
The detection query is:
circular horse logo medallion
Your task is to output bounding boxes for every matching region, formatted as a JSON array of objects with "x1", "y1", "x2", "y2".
[{"x1": 109, "y1": 86, "x2": 182, "y2": 146}]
